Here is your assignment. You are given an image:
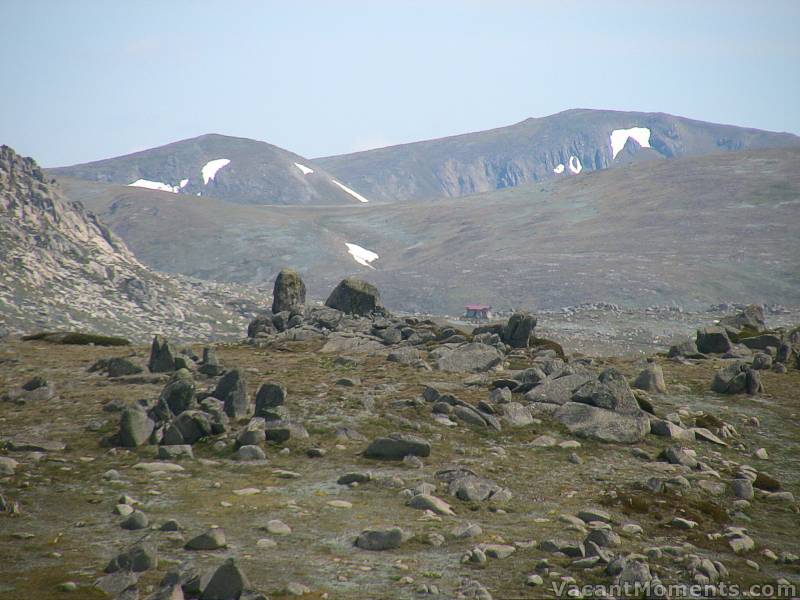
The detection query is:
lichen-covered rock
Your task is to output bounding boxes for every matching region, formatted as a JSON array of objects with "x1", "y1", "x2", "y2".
[
  {"x1": 272, "y1": 268, "x2": 306, "y2": 314},
  {"x1": 325, "y1": 278, "x2": 382, "y2": 316}
]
